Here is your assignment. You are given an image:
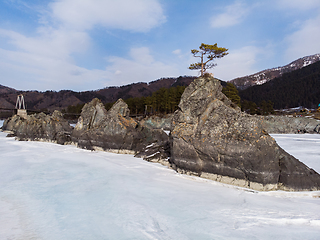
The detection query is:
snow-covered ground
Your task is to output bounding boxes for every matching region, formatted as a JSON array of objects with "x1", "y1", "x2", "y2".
[{"x1": 1, "y1": 120, "x2": 320, "y2": 239}]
